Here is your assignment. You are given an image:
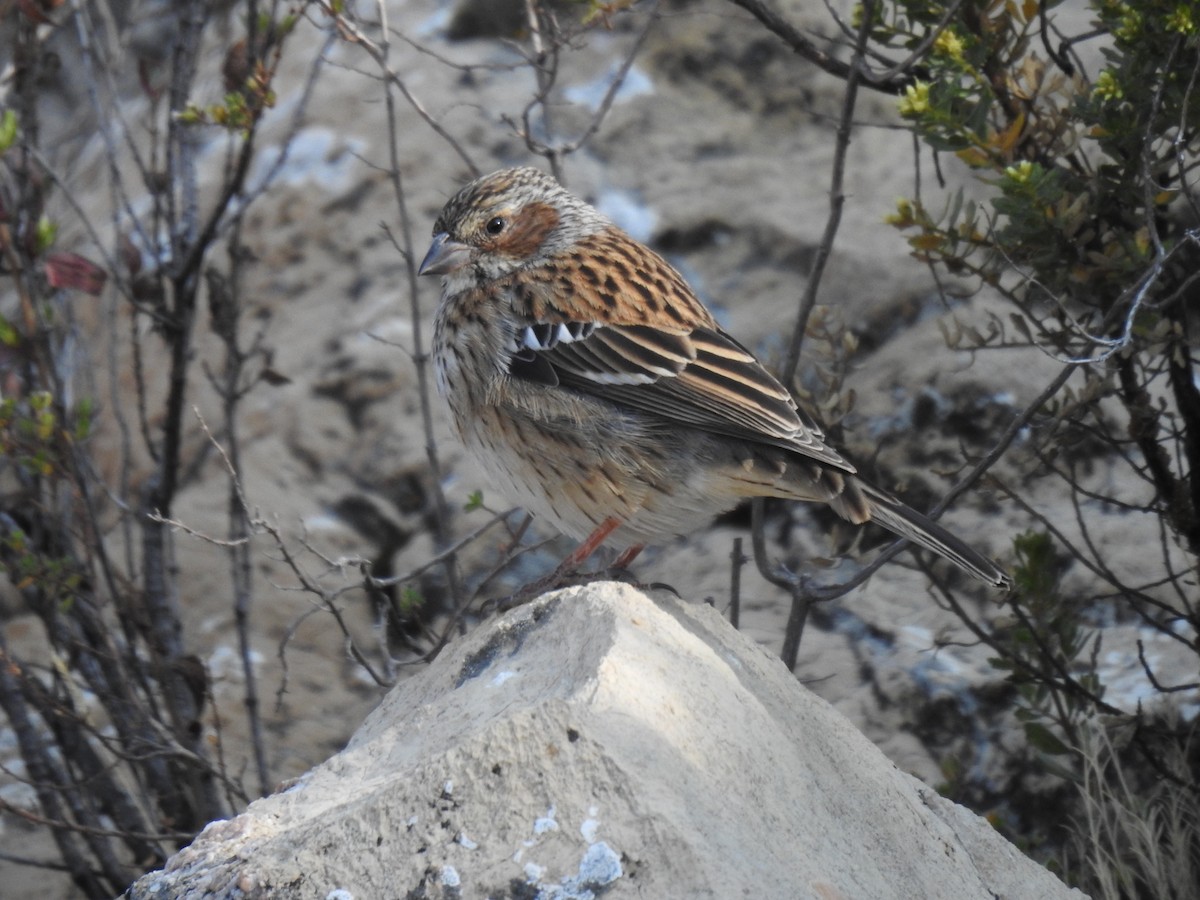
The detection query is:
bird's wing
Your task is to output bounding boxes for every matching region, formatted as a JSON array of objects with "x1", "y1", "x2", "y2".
[
  {"x1": 506, "y1": 318, "x2": 857, "y2": 474},
  {"x1": 498, "y1": 226, "x2": 855, "y2": 473}
]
